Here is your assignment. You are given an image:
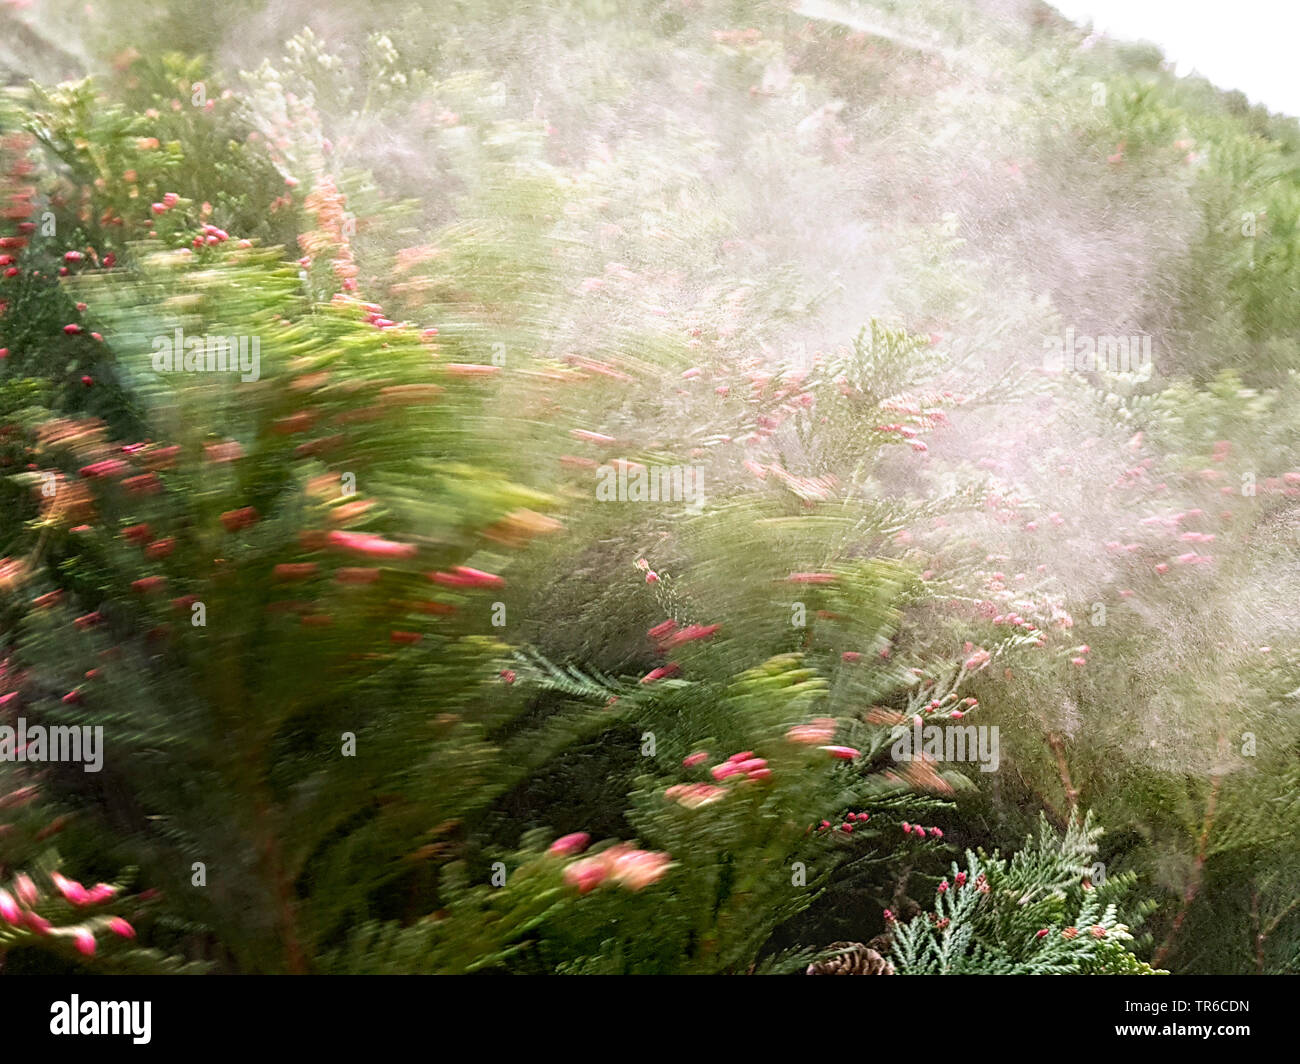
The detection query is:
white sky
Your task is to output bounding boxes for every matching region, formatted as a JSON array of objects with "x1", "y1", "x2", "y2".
[{"x1": 1051, "y1": 0, "x2": 1300, "y2": 117}]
